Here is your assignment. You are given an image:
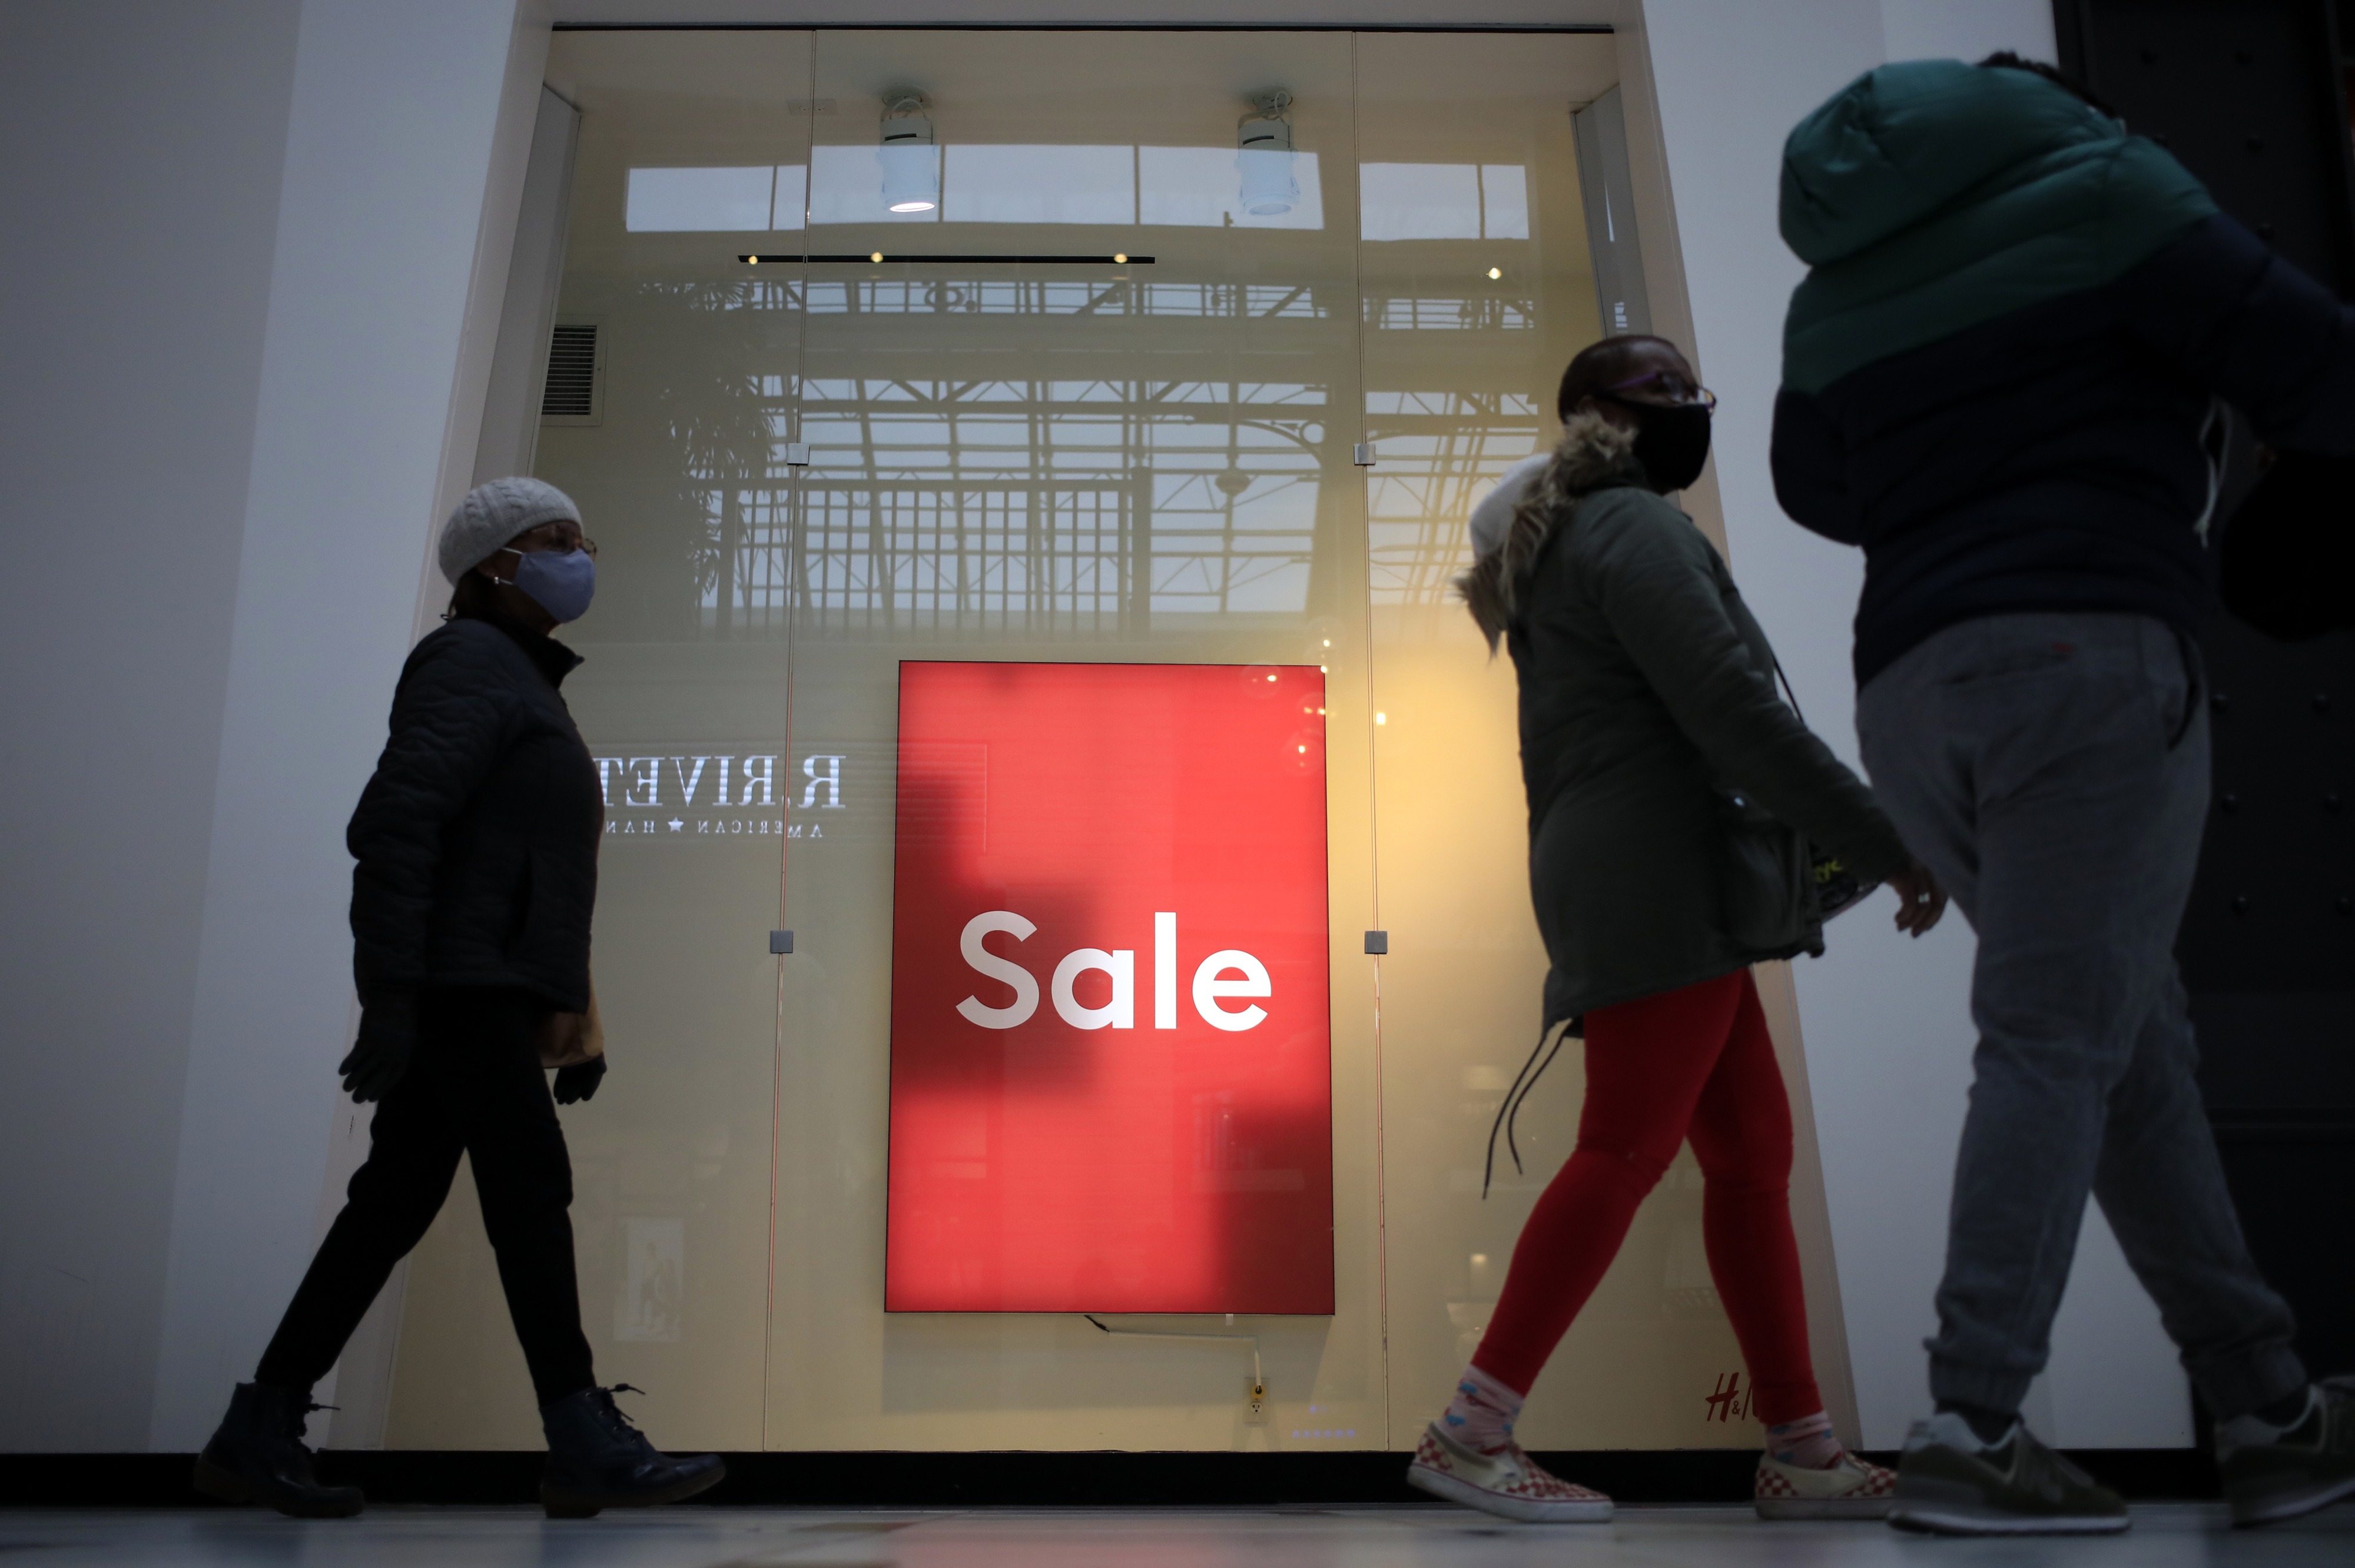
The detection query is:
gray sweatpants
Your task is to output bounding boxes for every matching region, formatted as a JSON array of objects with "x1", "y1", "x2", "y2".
[{"x1": 1857, "y1": 612, "x2": 2305, "y2": 1421}]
